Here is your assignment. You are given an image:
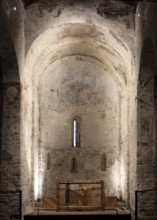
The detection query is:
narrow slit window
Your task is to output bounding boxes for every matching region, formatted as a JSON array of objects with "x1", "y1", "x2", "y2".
[
  {"x1": 73, "y1": 119, "x2": 77, "y2": 147},
  {"x1": 72, "y1": 118, "x2": 80, "y2": 147}
]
